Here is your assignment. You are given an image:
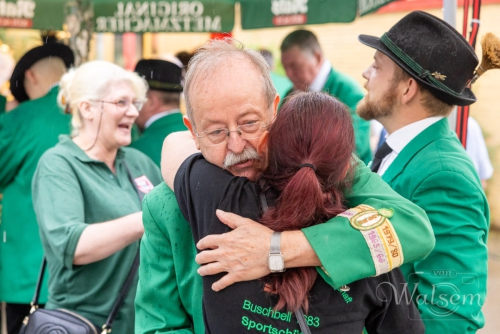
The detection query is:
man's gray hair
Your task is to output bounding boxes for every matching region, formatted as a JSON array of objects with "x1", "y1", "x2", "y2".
[
  {"x1": 280, "y1": 29, "x2": 322, "y2": 55},
  {"x1": 184, "y1": 38, "x2": 277, "y2": 125}
]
